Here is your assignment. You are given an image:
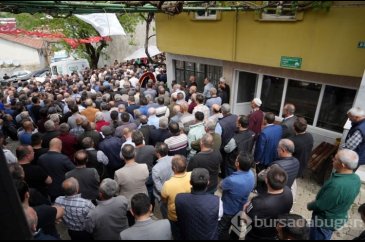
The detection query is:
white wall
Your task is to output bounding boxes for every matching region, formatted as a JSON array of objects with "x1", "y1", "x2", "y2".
[
  {"x1": 99, "y1": 21, "x2": 157, "y2": 67},
  {"x1": 0, "y1": 39, "x2": 41, "y2": 67}
]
